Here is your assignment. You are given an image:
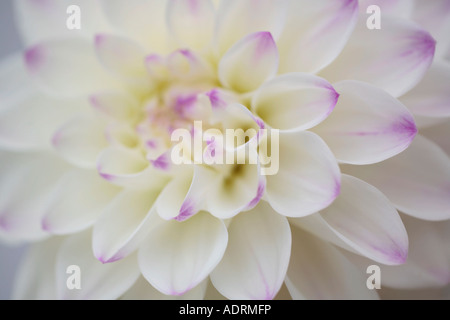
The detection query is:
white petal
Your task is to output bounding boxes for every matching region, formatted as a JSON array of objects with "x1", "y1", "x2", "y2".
[
  {"x1": 0, "y1": 152, "x2": 69, "y2": 242},
  {"x1": 90, "y1": 91, "x2": 139, "y2": 122},
  {"x1": 214, "y1": 0, "x2": 288, "y2": 56},
  {"x1": 265, "y1": 131, "x2": 341, "y2": 217},
  {"x1": 94, "y1": 34, "x2": 149, "y2": 86},
  {"x1": 24, "y1": 38, "x2": 121, "y2": 97},
  {"x1": 358, "y1": 0, "x2": 413, "y2": 18},
  {"x1": 93, "y1": 188, "x2": 164, "y2": 264},
  {"x1": 210, "y1": 201, "x2": 291, "y2": 300},
  {"x1": 218, "y1": 32, "x2": 279, "y2": 93},
  {"x1": 343, "y1": 215, "x2": 450, "y2": 289},
  {"x1": 313, "y1": 80, "x2": 417, "y2": 165},
  {"x1": 12, "y1": 237, "x2": 62, "y2": 299},
  {"x1": 343, "y1": 135, "x2": 450, "y2": 221},
  {"x1": 52, "y1": 115, "x2": 108, "y2": 169},
  {"x1": 56, "y1": 231, "x2": 140, "y2": 300},
  {"x1": 42, "y1": 169, "x2": 120, "y2": 235},
  {"x1": 14, "y1": 0, "x2": 111, "y2": 45},
  {"x1": 167, "y1": 0, "x2": 215, "y2": 50},
  {"x1": 100, "y1": 0, "x2": 171, "y2": 52},
  {"x1": 252, "y1": 73, "x2": 339, "y2": 131},
  {"x1": 121, "y1": 276, "x2": 207, "y2": 300},
  {"x1": 320, "y1": 17, "x2": 436, "y2": 97},
  {"x1": 400, "y1": 60, "x2": 450, "y2": 119},
  {"x1": 138, "y1": 212, "x2": 227, "y2": 296},
  {"x1": 295, "y1": 175, "x2": 408, "y2": 265},
  {"x1": 278, "y1": 0, "x2": 359, "y2": 73},
  {"x1": 286, "y1": 225, "x2": 378, "y2": 300}
]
